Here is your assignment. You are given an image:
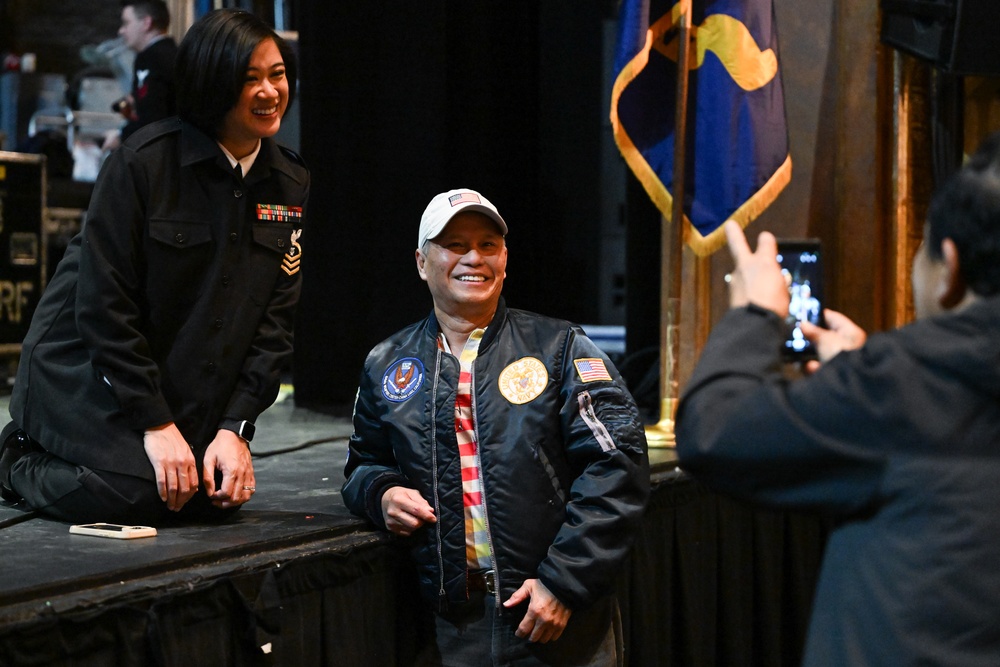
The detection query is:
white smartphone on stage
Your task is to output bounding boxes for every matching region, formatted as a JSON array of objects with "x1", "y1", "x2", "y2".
[{"x1": 69, "y1": 523, "x2": 157, "y2": 539}]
